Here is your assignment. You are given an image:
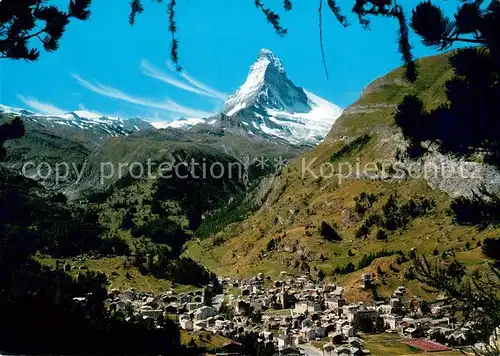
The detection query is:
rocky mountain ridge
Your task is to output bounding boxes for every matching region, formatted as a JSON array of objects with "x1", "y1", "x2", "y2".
[{"x1": 0, "y1": 105, "x2": 154, "y2": 148}]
